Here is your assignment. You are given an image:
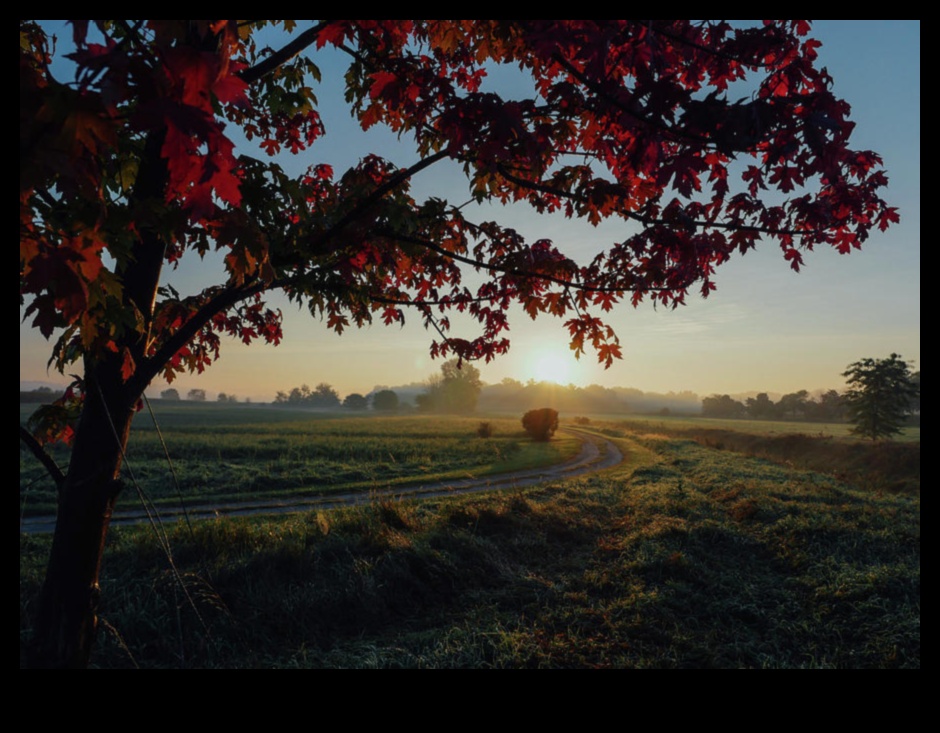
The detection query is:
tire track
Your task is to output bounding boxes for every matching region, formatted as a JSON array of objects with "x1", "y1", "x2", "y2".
[{"x1": 20, "y1": 429, "x2": 624, "y2": 534}]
